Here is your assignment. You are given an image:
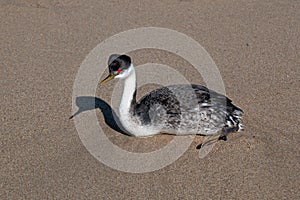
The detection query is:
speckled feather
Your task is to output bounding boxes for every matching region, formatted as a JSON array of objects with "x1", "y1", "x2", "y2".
[{"x1": 132, "y1": 84, "x2": 243, "y2": 135}]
